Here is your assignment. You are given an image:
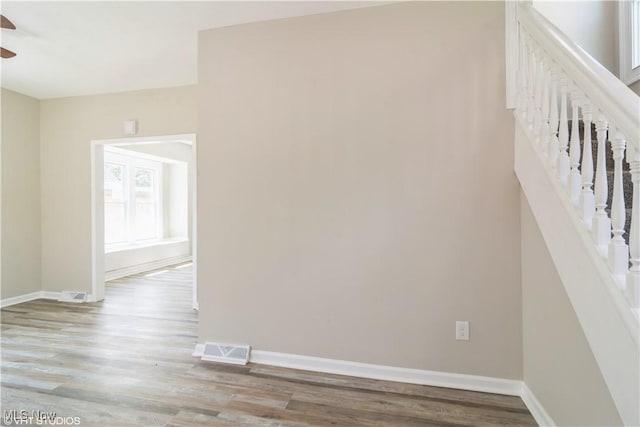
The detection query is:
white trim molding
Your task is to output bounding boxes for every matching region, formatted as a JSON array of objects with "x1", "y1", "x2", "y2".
[
  {"x1": 105, "y1": 255, "x2": 192, "y2": 281},
  {"x1": 1, "y1": 291, "x2": 43, "y2": 308},
  {"x1": 619, "y1": 0, "x2": 640, "y2": 86},
  {"x1": 193, "y1": 344, "x2": 522, "y2": 396},
  {"x1": 0, "y1": 291, "x2": 100, "y2": 307},
  {"x1": 91, "y1": 133, "x2": 198, "y2": 307},
  {"x1": 520, "y1": 383, "x2": 556, "y2": 427},
  {"x1": 40, "y1": 291, "x2": 63, "y2": 300},
  {"x1": 1, "y1": 291, "x2": 61, "y2": 308},
  {"x1": 249, "y1": 350, "x2": 522, "y2": 396},
  {"x1": 193, "y1": 344, "x2": 560, "y2": 422},
  {"x1": 192, "y1": 343, "x2": 206, "y2": 357}
]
